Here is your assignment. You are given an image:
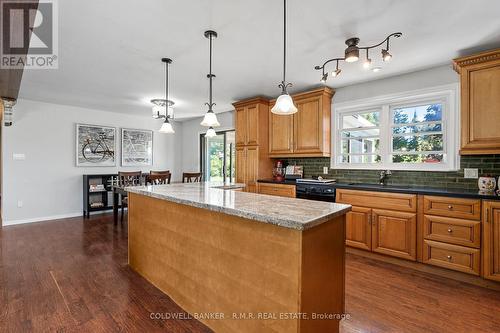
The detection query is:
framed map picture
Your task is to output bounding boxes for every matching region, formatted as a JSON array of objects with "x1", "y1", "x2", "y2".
[
  {"x1": 121, "y1": 128, "x2": 153, "y2": 166},
  {"x1": 76, "y1": 124, "x2": 116, "y2": 167}
]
